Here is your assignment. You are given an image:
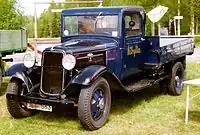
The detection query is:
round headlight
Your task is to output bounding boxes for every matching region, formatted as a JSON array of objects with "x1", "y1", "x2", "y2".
[
  {"x1": 62, "y1": 54, "x2": 76, "y2": 70},
  {"x1": 23, "y1": 53, "x2": 35, "y2": 68}
]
